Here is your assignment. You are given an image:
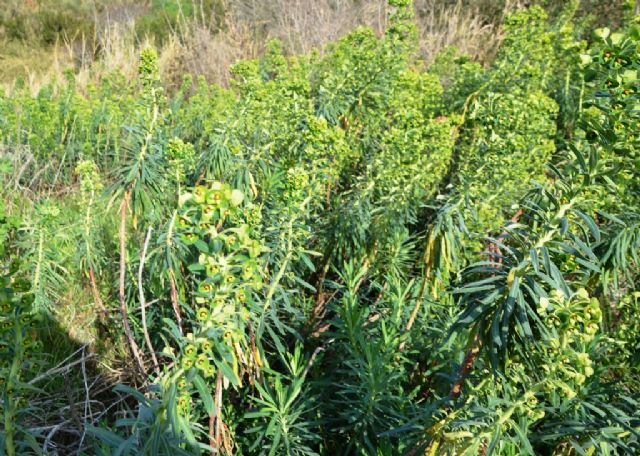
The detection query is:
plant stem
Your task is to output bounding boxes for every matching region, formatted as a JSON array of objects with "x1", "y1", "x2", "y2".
[
  {"x1": 450, "y1": 209, "x2": 525, "y2": 397},
  {"x1": 450, "y1": 331, "x2": 482, "y2": 399},
  {"x1": 32, "y1": 228, "x2": 44, "y2": 311},
  {"x1": 168, "y1": 268, "x2": 183, "y2": 333},
  {"x1": 85, "y1": 184, "x2": 105, "y2": 317},
  {"x1": 89, "y1": 267, "x2": 106, "y2": 318},
  {"x1": 167, "y1": 211, "x2": 183, "y2": 334},
  {"x1": 209, "y1": 369, "x2": 224, "y2": 455},
  {"x1": 259, "y1": 197, "x2": 311, "y2": 337},
  {"x1": 119, "y1": 190, "x2": 145, "y2": 377},
  {"x1": 139, "y1": 226, "x2": 159, "y2": 373}
]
